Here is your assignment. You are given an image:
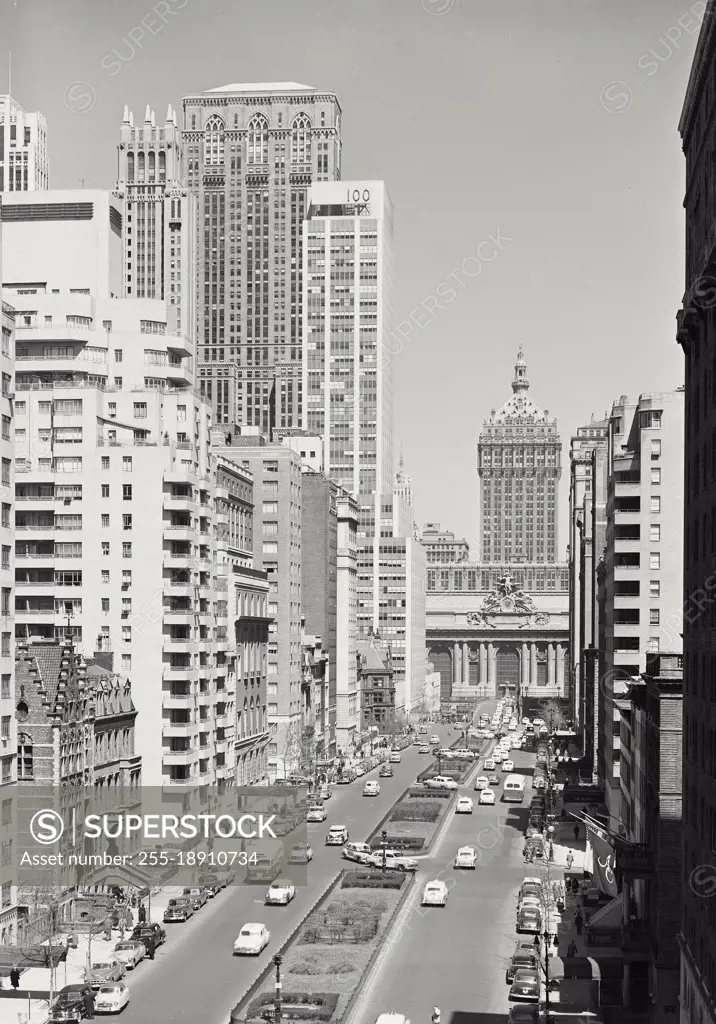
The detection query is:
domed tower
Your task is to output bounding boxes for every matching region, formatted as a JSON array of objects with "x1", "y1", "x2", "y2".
[{"x1": 477, "y1": 348, "x2": 562, "y2": 563}]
